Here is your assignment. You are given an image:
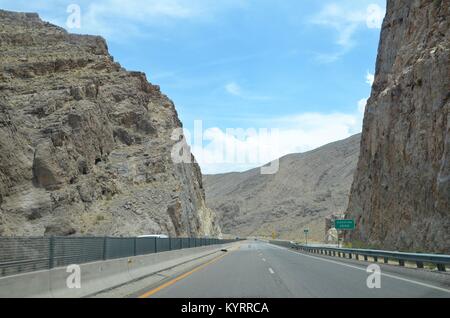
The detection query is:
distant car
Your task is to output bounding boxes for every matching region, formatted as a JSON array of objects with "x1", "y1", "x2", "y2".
[{"x1": 138, "y1": 234, "x2": 169, "y2": 239}]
